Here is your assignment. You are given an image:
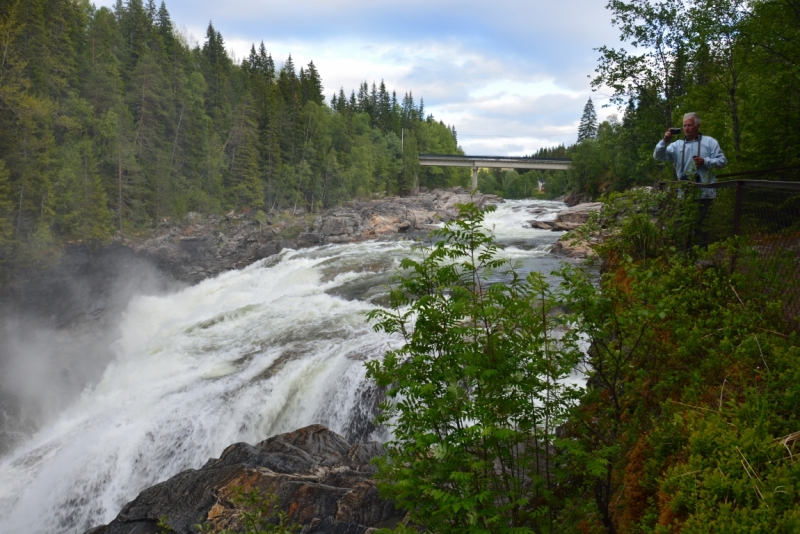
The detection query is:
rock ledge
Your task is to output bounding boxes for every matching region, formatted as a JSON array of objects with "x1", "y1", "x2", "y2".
[{"x1": 85, "y1": 425, "x2": 402, "y2": 534}]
